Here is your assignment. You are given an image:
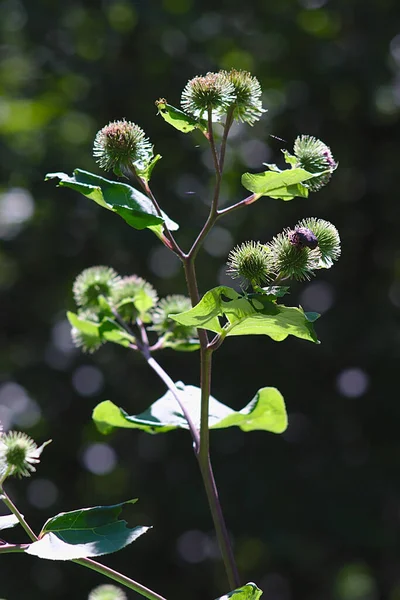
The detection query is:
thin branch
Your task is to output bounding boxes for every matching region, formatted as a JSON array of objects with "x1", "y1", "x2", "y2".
[
  {"x1": 76, "y1": 558, "x2": 168, "y2": 600},
  {"x1": 126, "y1": 166, "x2": 184, "y2": 259},
  {"x1": 0, "y1": 487, "x2": 168, "y2": 599},
  {"x1": 0, "y1": 488, "x2": 37, "y2": 542},
  {"x1": 217, "y1": 193, "x2": 261, "y2": 218},
  {"x1": 146, "y1": 356, "x2": 200, "y2": 453}
]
